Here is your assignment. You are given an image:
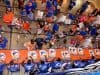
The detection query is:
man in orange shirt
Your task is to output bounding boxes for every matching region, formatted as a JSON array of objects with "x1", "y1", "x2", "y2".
[
  {"x1": 3, "y1": 8, "x2": 14, "y2": 24},
  {"x1": 22, "y1": 21, "x2": 31, "y2": 34}
]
